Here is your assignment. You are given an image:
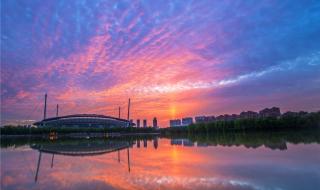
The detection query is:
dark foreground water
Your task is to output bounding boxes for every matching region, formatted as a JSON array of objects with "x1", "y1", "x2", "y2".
[{"x1": 1, "y1": 132, "x2": 320, "y2": 190}]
